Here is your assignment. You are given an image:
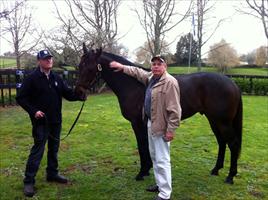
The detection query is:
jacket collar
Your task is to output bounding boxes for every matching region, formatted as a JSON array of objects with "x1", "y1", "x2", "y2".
[
  {"x1": 149, "y1": 71, "x2": 167, "y2": 87},
  {"x1": 36, "y1": 66, "x2": 54, "y2": 79}
]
